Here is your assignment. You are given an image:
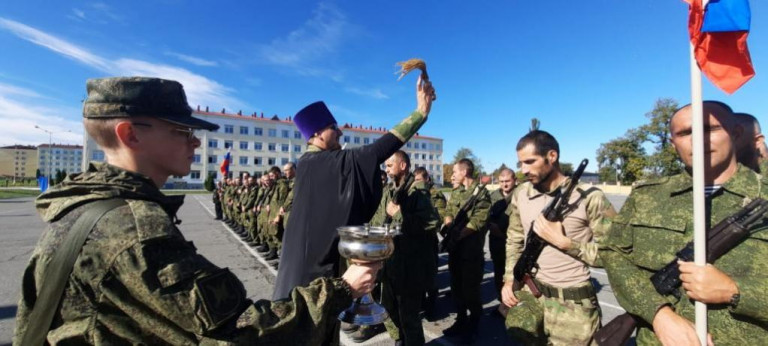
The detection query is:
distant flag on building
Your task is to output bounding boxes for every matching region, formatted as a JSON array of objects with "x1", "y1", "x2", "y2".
[
  {"x1": 220, "y1": 150, "x2": 231, "y2": 177},
  {"x1": 685, "y1": 0, "x2": 755, "y2": 94}
]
